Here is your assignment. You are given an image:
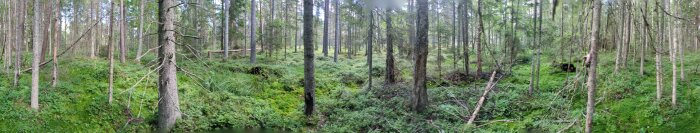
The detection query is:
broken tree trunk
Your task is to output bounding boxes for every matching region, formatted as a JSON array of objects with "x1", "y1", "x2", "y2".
[{"x1": 467, "y1": 71, "x2": 498, "y2": 125}]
